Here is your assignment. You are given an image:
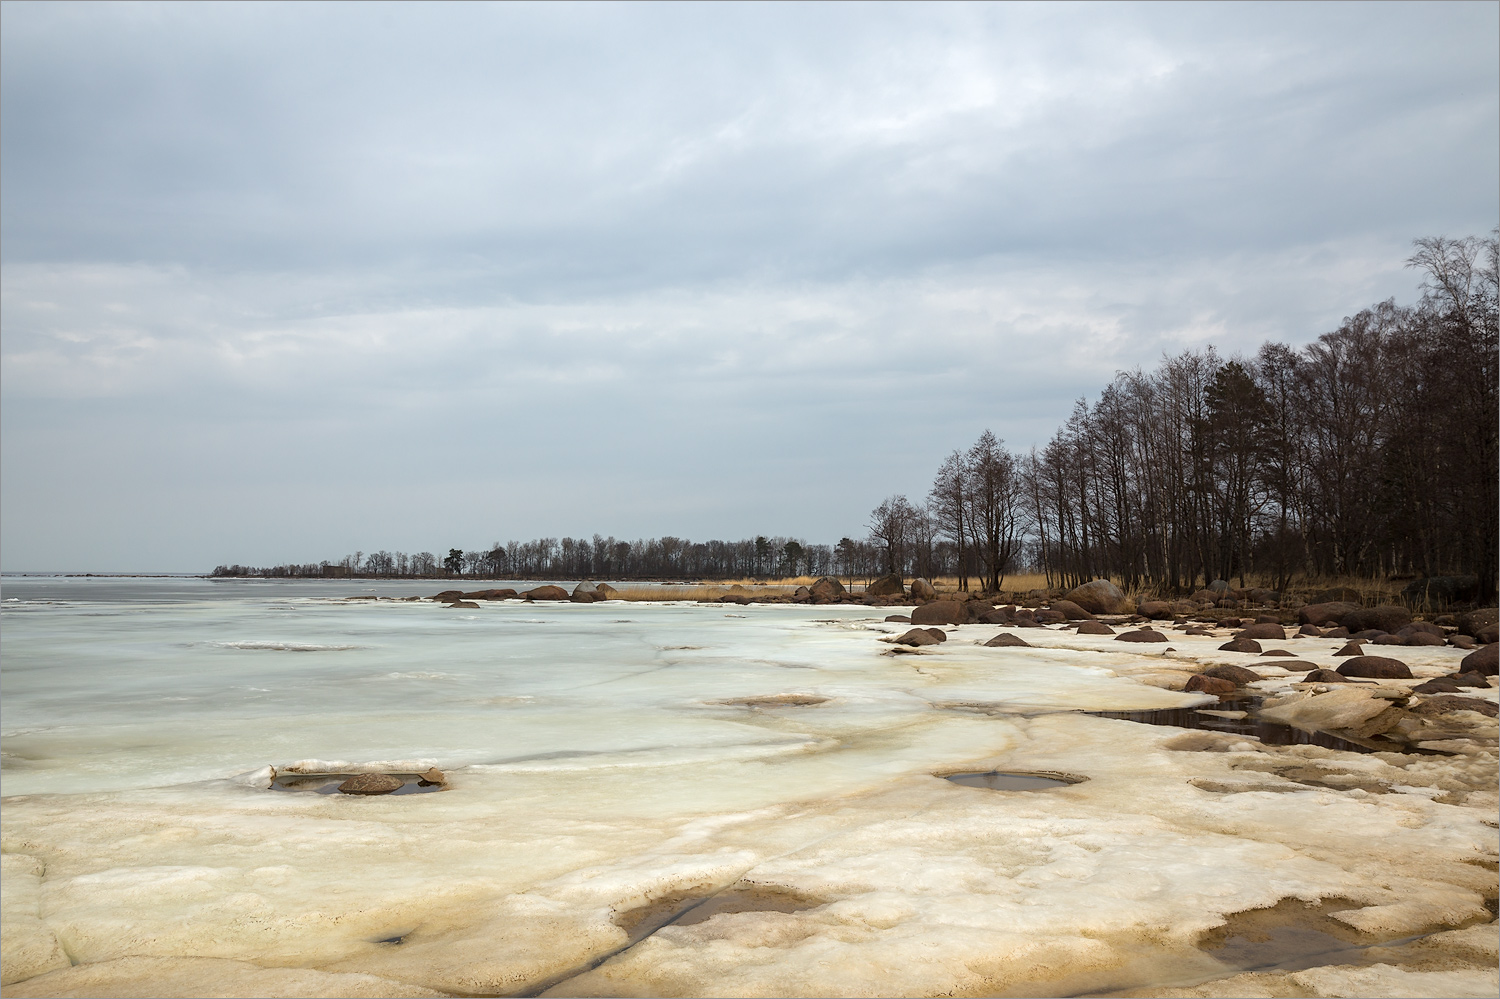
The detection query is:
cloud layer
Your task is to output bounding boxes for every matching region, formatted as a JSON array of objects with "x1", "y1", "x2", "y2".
[{"x1": 3, "y1": 2, "x2": 1496, "y2": 571}]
